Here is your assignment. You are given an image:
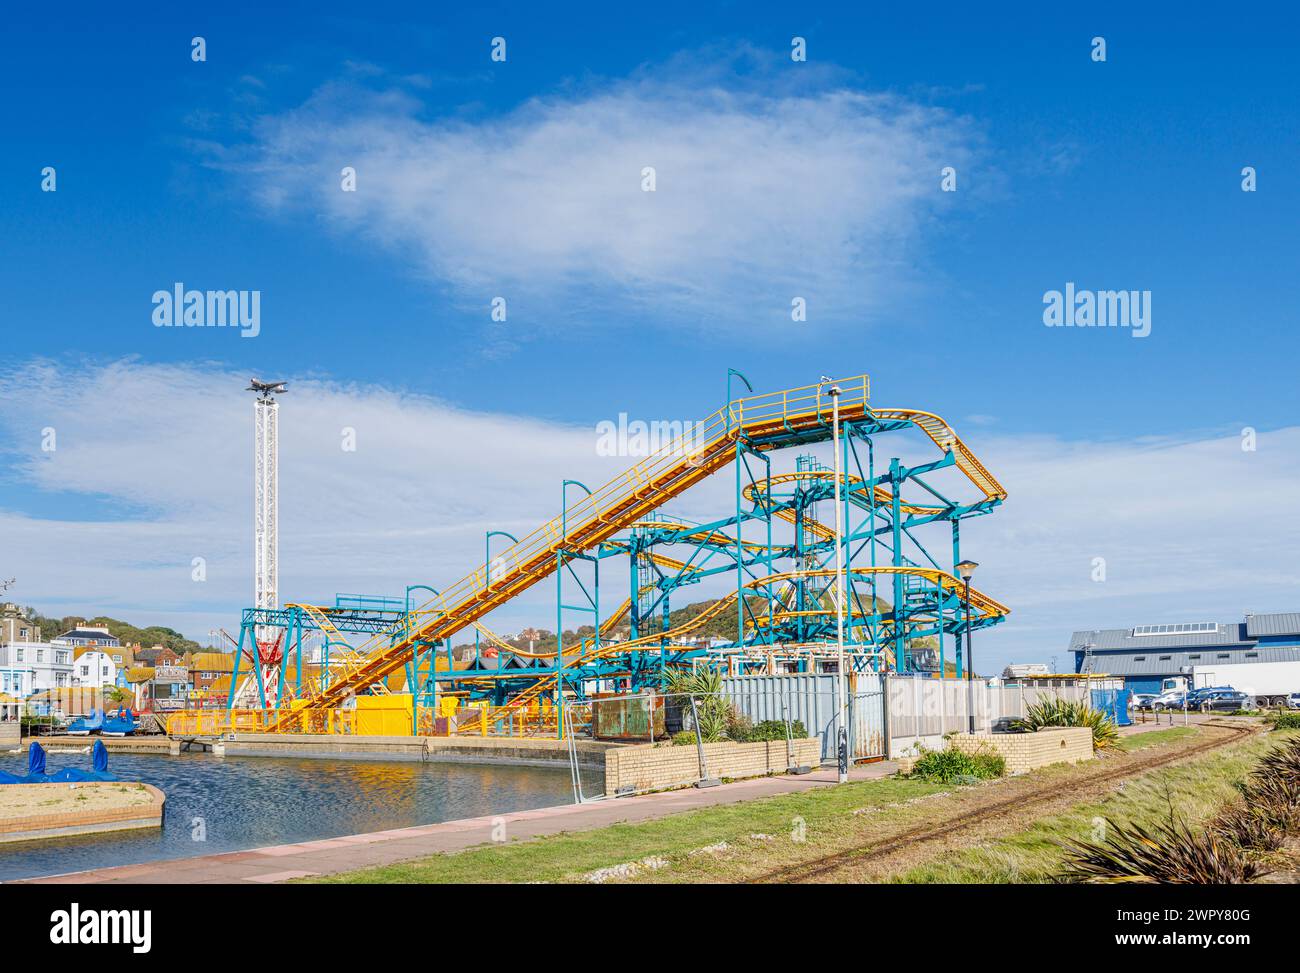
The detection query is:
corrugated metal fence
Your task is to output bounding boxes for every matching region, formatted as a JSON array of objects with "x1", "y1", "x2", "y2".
[
  {"x1": 722, "y1": 673, "x2": 1111, "y2": 761},
  {"x1": 721, "y1": 672, "x2": 885, "y2": 761},
  {"x1": 887, "y1": 675, "x2": 1093, "y2": 753}
]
